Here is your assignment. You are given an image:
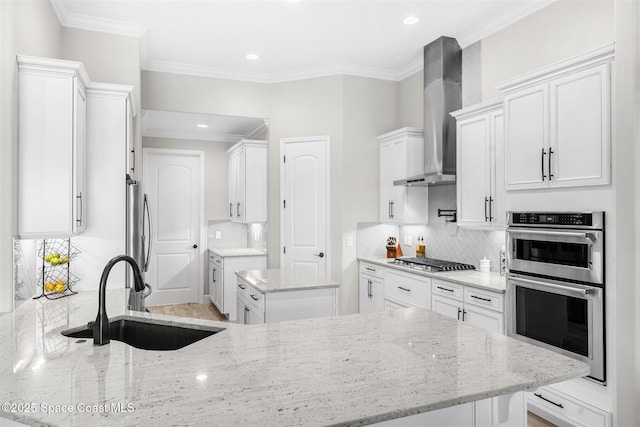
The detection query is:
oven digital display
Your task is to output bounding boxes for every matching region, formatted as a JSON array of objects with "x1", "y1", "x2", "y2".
[{"x1": 511, "y1": 212, "x2": 593, "y2": 226}]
